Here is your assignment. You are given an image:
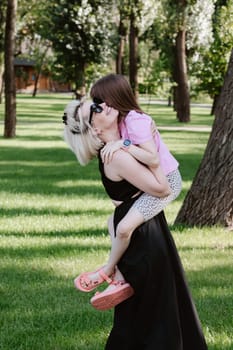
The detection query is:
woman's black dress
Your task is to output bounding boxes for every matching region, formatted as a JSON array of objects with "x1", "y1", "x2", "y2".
[{"x1": 98, "y1": 157, "x2": 208, "y2": 350}]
